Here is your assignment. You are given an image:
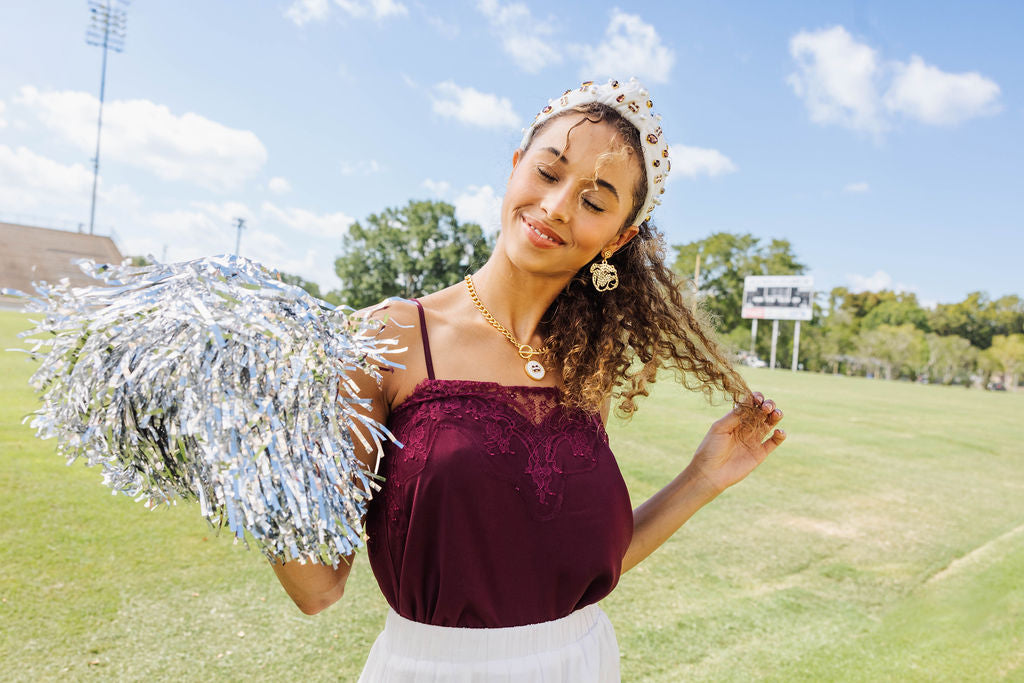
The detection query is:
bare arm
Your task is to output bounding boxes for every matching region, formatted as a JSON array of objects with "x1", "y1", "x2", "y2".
[
  {"x1": 619, "y1": 392, "x2": 786, "y2": 573},
  {"x1": 268, "y1": 308, "x2": 401, "y2": 614},
  {"x1": 270, "y1": 554, "x2": 355, "y2": 615}
]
